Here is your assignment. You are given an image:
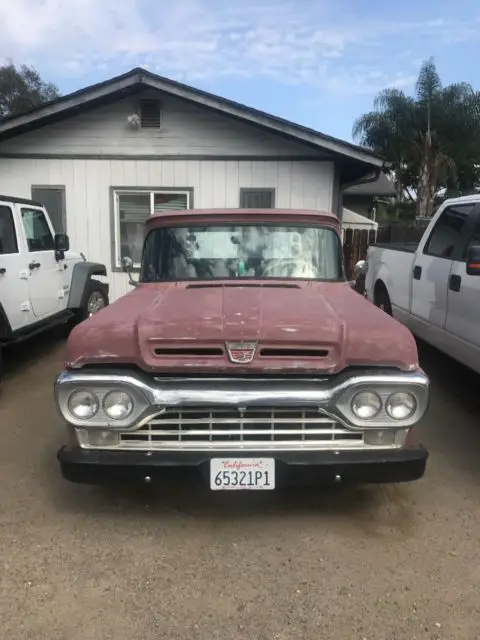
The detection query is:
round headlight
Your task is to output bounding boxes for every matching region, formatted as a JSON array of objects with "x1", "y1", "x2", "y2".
[
  {"x1": 385, "y1": 392, "x2": 416, "y2": 420},
  {"x1": 351, "y1": 390, "x2": 382, "y2": 419},
  {"x1": 103, "y1": 390, "x2": 134, "y2": 420},
  {"x1": 68, "y1": 390, "x2": 99, "y2": 420}
]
